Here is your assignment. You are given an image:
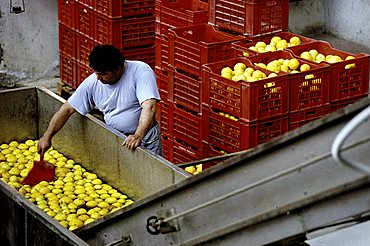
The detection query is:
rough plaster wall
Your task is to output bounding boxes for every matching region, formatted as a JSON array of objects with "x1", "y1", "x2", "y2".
[
  {"x1": 326, "y1": 0, "x2": 370, "y2": 48},
  {"x1": 289, "y1": 0, "x2": 326, "y2": 35},
  {"x1": 0, "y1": 0, "x2": 59, "y2": 79}
]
